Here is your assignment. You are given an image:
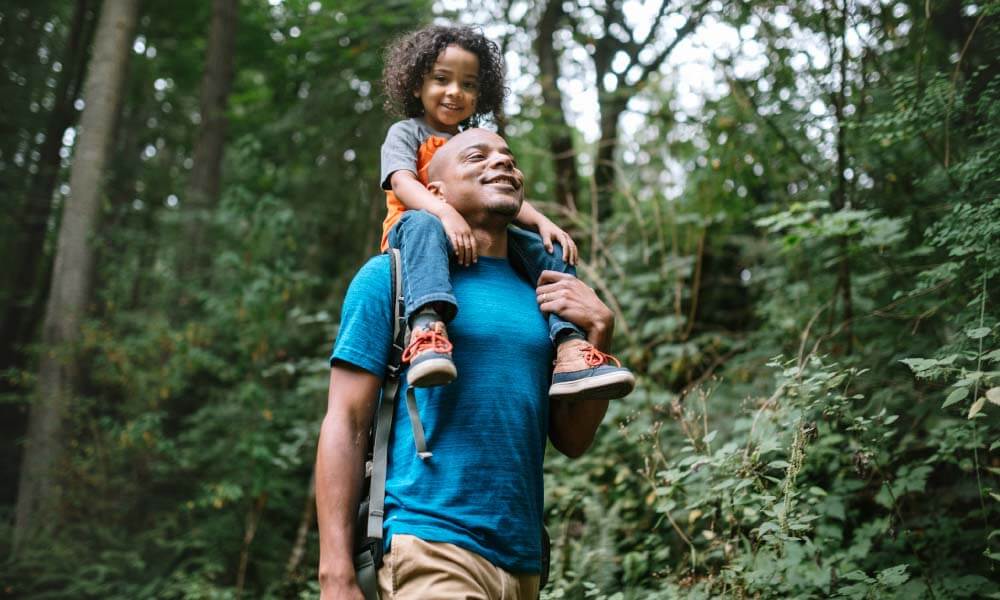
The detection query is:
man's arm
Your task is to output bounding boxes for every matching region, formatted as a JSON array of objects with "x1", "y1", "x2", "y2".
[
  {"x1": 536, "y1": 270, "x2": 614, "y2": 458},
  {"x1": 315, "y1": 365, "x2": 382, "y2": 600}
]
